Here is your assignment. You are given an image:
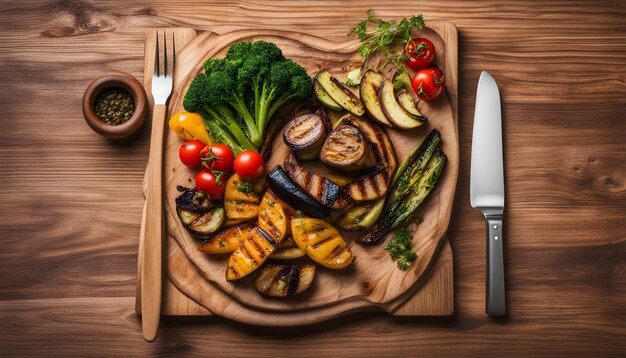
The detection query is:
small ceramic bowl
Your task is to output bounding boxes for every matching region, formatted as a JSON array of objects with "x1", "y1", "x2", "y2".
[{"x1": 82, "y1": 72, "x2": 148, "y2": 139}]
